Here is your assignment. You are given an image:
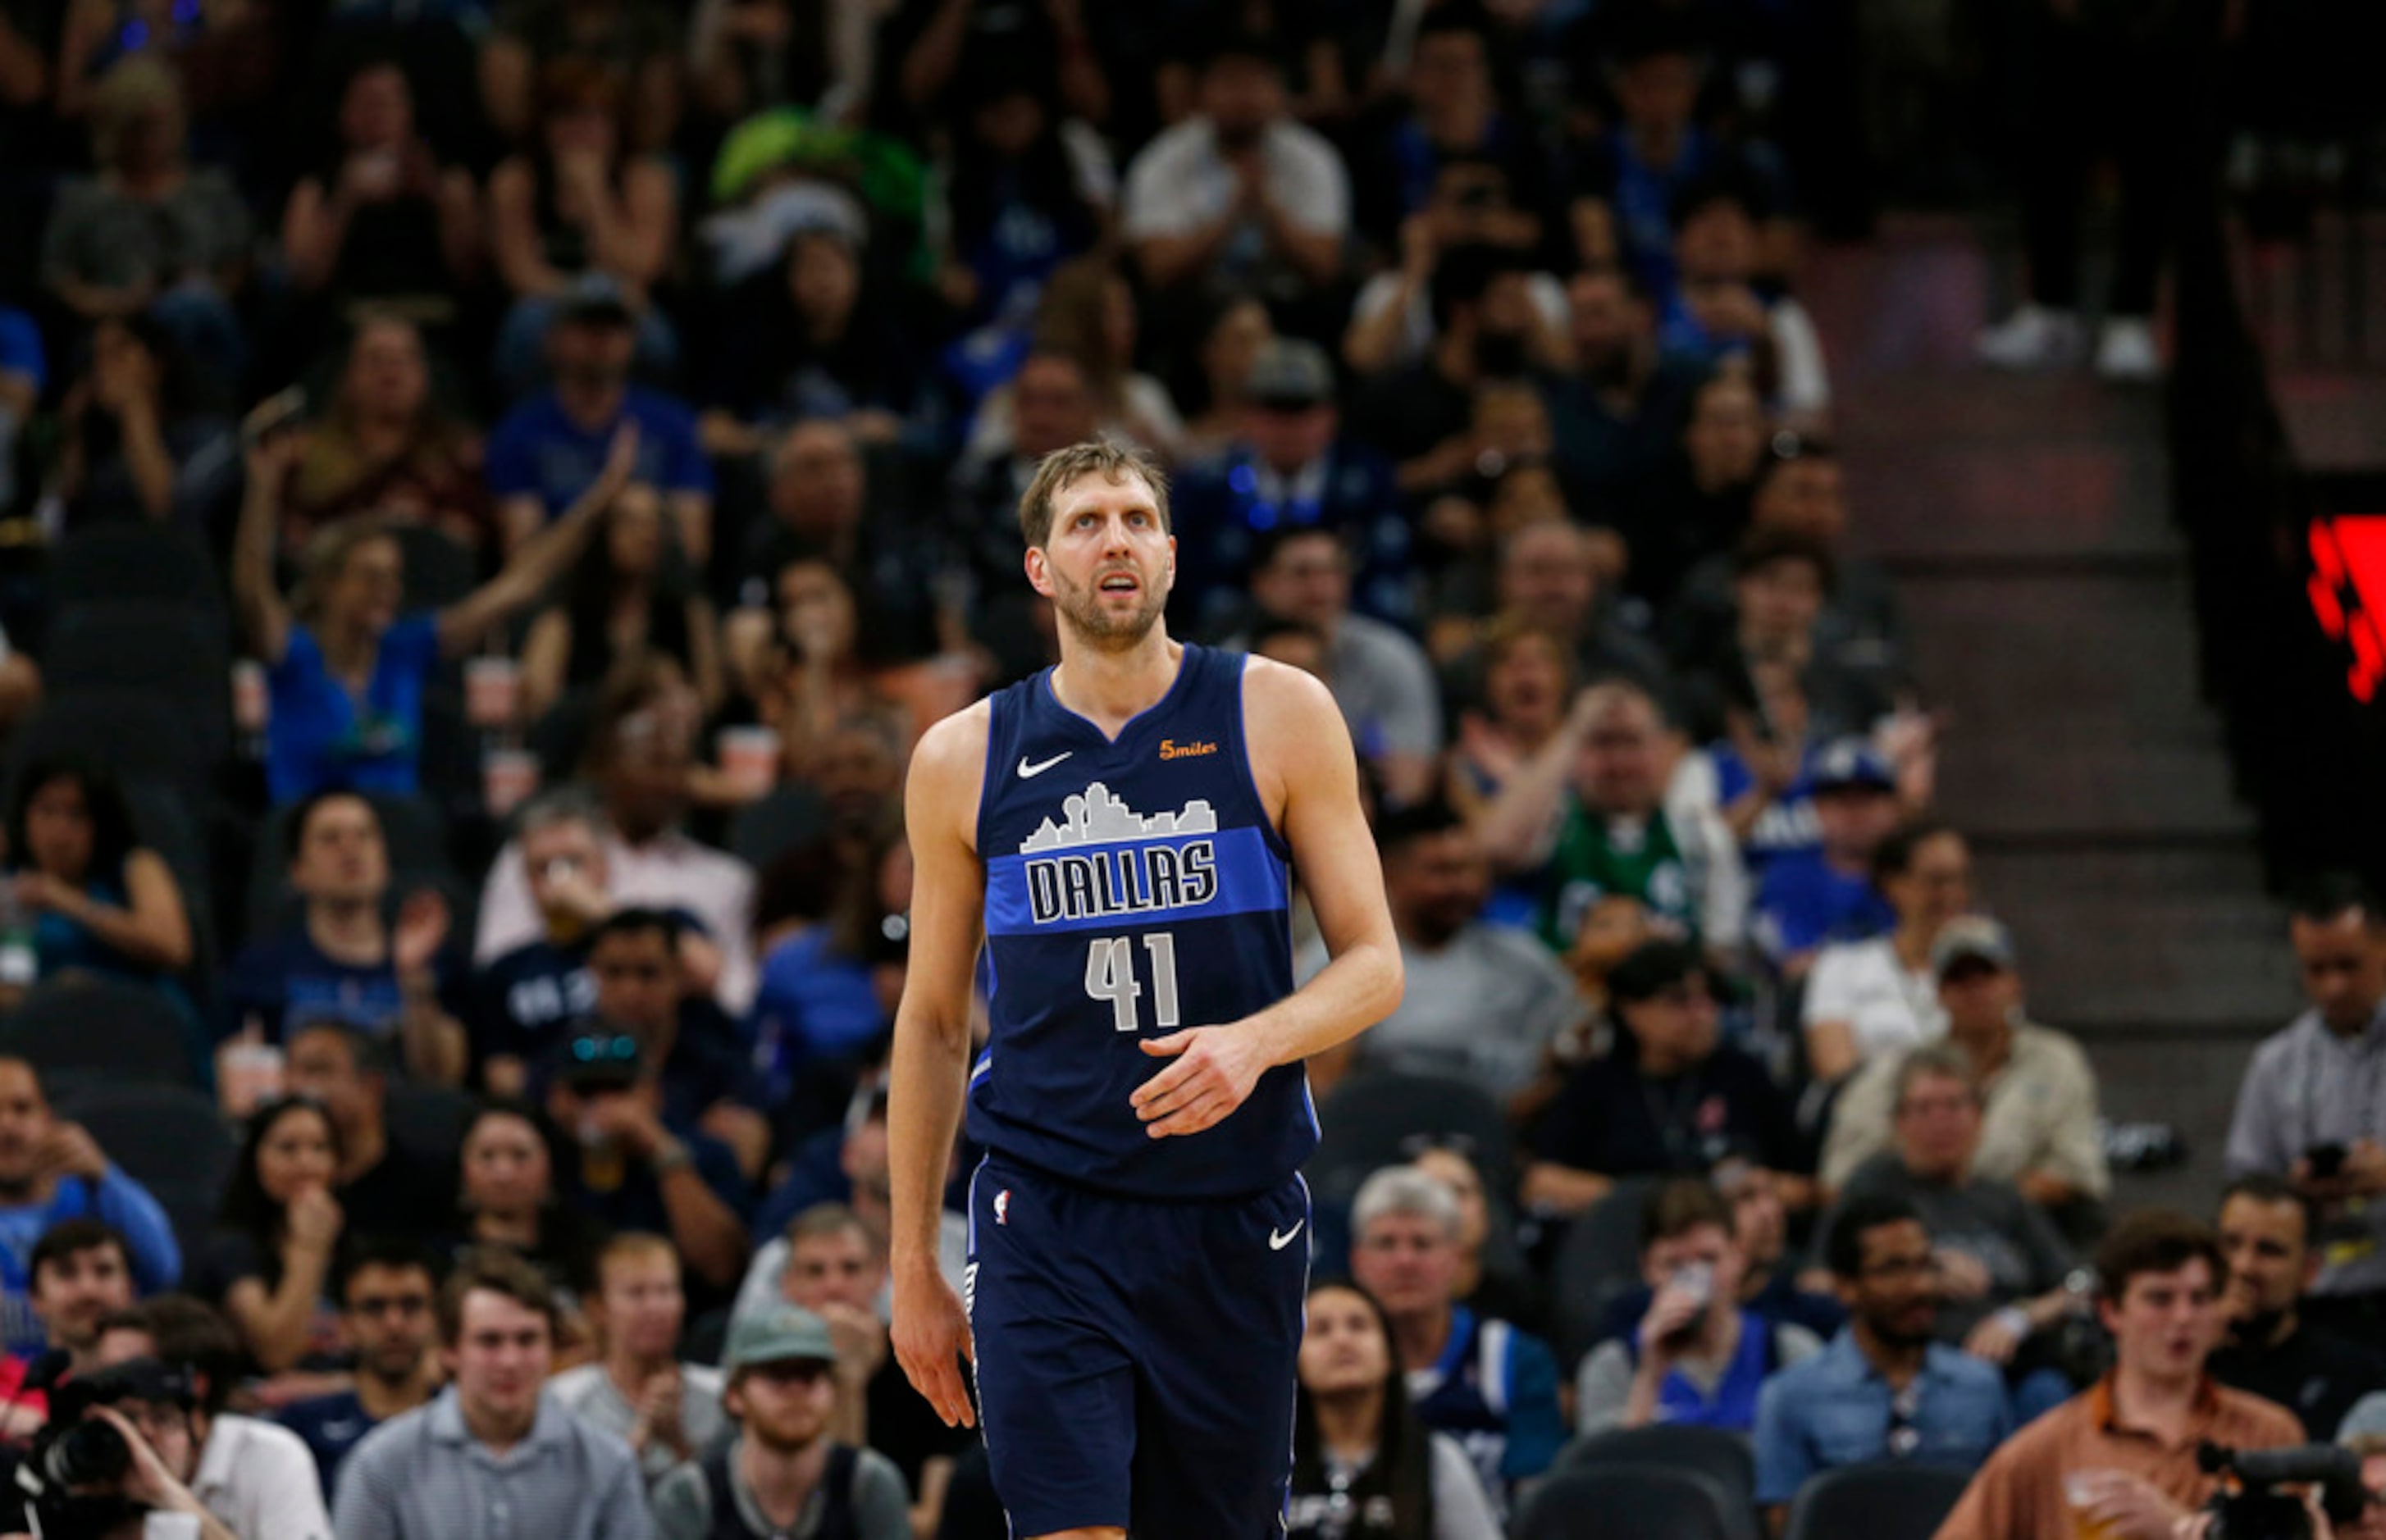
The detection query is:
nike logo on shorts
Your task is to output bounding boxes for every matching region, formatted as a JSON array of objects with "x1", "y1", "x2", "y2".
[{"x1": 1268, "y1": 1221, "x2": 1305, "y2": 1251}]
